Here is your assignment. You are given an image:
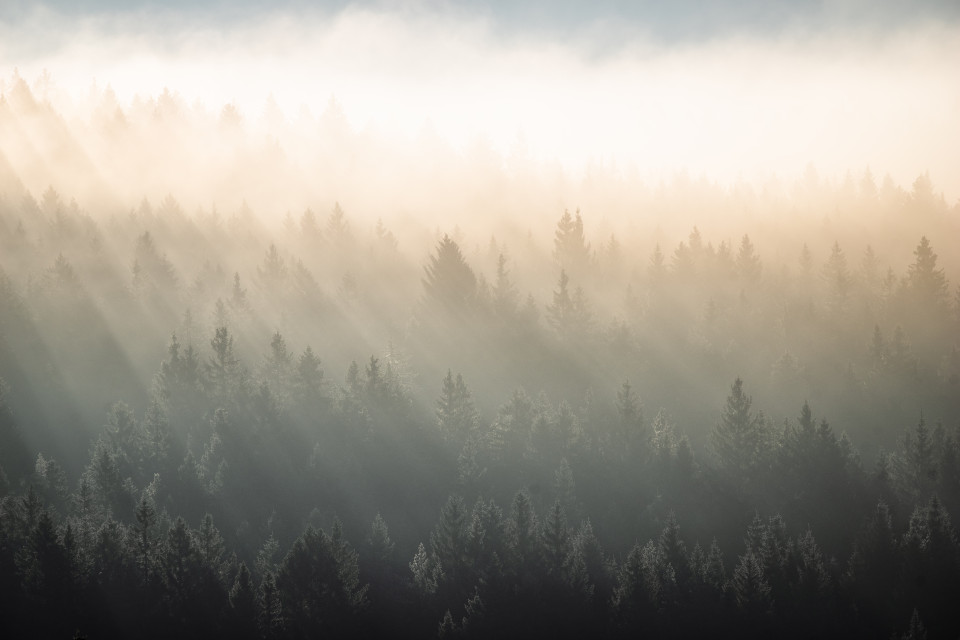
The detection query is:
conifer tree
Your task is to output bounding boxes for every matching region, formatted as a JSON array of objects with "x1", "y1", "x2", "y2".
[
  {"x1": 907, "y1": 236, "x2": 948, "y2": 308},
  {"x1": 277, "y1": 525, "x2": 367, "y2": 638},
  {"x1": 712, "y1": 378, "x2": 770, "y2": 480},
  {"x1": 436, "y1": 371, "x2": 479, "y2": 446},
  {"x1": 410, "y1": 542, "x2": 442, "y2": 595},
  {"x1": 431, "y1": 496, "x2": 469, "y2": 592},
  {"x1": 367, "y1": 513, "x2": 395, "y2": 566},
  {"x1": 612, "y1": 542, "x2": 655, "y2": 631},
  {"x1": 492, "y1": 253, "x2": 519, "y2": 320},
  {"x1": 547, "y1": 269, "x2": 573, "y2": 335},
  {"x1": 541, "y1": 500, "x2": 570, "y2": 580},
  {"x1": 258, "y1": 571, "x2": 284, "y2": 640},
  {"x1": 659, "y1": 512, "x2": 690, "y2": 587},
  {"x1": 133, "y1": 497, "x2": 157, "y2": 586},
  {"x1": 822, "y1": 241, "x2": 850, "y2": 314},
  {"x1": 736, "y1": 235, "x2": 762, "y2": 283},
  {"x1": 207, "y1": 326, "x2": 240, "y2": 405},
  {"x1": 467, "y1": 497, "x2": 507, "y2": 582},
  {"x1": 508, "y1": 489, "x2": 539, "y2": 575},
  {"x1": 731, "y1": 551, "x2": 771, "y2": 613},
  {"x1": 227, "y1": 563, "x2": 258, "y2": 640},
  {"x1": 616, "y1": 380, "x2": 646, "y2": 457},
  {"x1": 553, "y1": 209, "x2": 591, "y2": 275},
  {"x1": 648, "y1": 244, "x2": 667, "y2": 285},
  {"x1": 422, "y1": 235, "x2": 476, "y2": 314}
]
